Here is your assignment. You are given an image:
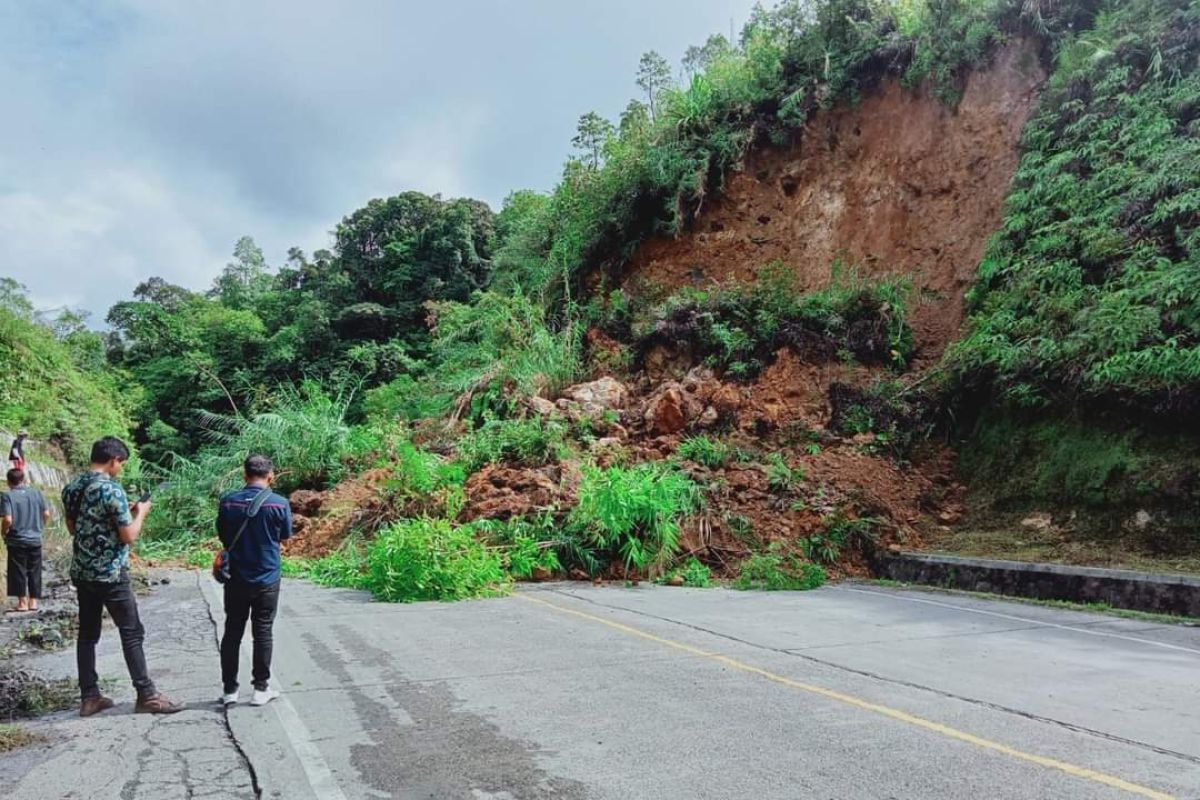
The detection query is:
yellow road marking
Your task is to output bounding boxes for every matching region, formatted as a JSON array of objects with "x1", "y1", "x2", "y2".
[{"x1": 518, "y1": 593, "x2": 1175, "y2": 800}]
